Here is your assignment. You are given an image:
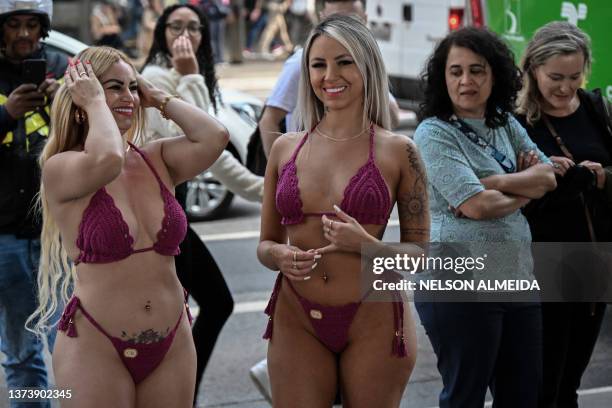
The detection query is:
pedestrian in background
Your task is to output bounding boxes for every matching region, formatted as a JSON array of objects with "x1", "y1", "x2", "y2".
[
  {"x1": 414, "y1": 26, "x2": 556, "y2": 407},
  {"x1": 287, "y1": 0, "x2": 315, "y2": 47},
  {"x1": 258, "y1": 15, "x2": 425, "y2": 406},
  {"x1": 30, "y1": 46, "x2": 228, "y2": 406},
  {"x1": 90, "y1": 0, "x2": 124, "y2": 50},
  {"x1": 515, "y1": 21, "x2": 610, "y2": 408},
  {"x1": 199, "y1": 0, "x2": 230, "y2": 64},
  {"x1": 258, "y1": 0, "x2": 292, "y2": 57},
  {"x1": 243, "y1": 0, "x2": 267, "y2": 56},
  {"x1": 142, "y1": 3, "x2": 264, "y2": 403},
  {"x1": 139, "y1": 0, "x2": 164, "y2": 61},
  {"x1": 0, "y1": 2, "x2": 67, "y2": 407}
]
